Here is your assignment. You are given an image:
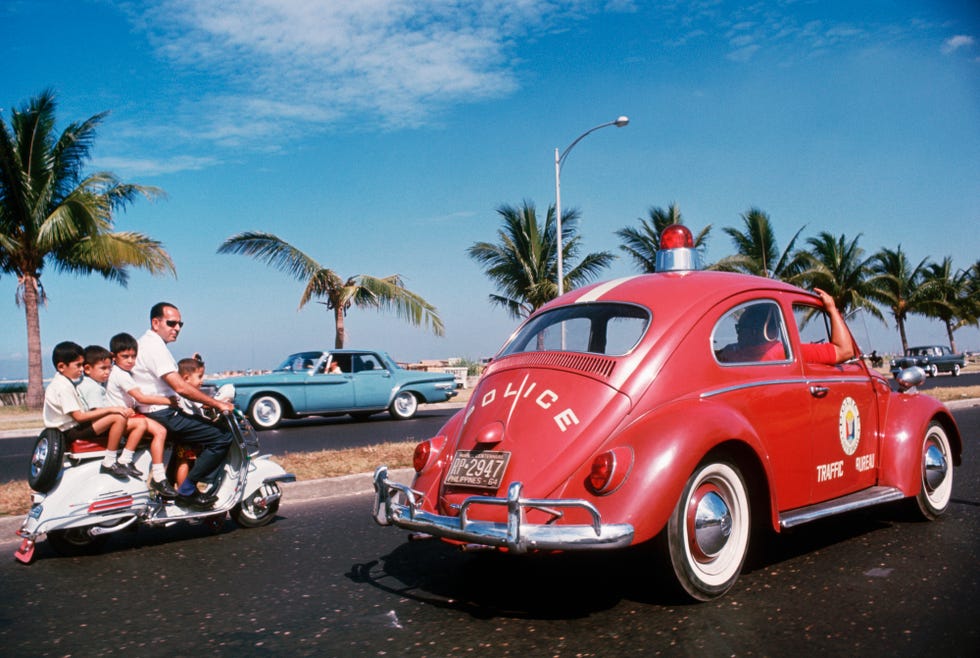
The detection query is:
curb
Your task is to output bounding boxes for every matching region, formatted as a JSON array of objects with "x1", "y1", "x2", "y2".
[{"x1": 1, "y1": 467, "x2": 415, "y2": 543}]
